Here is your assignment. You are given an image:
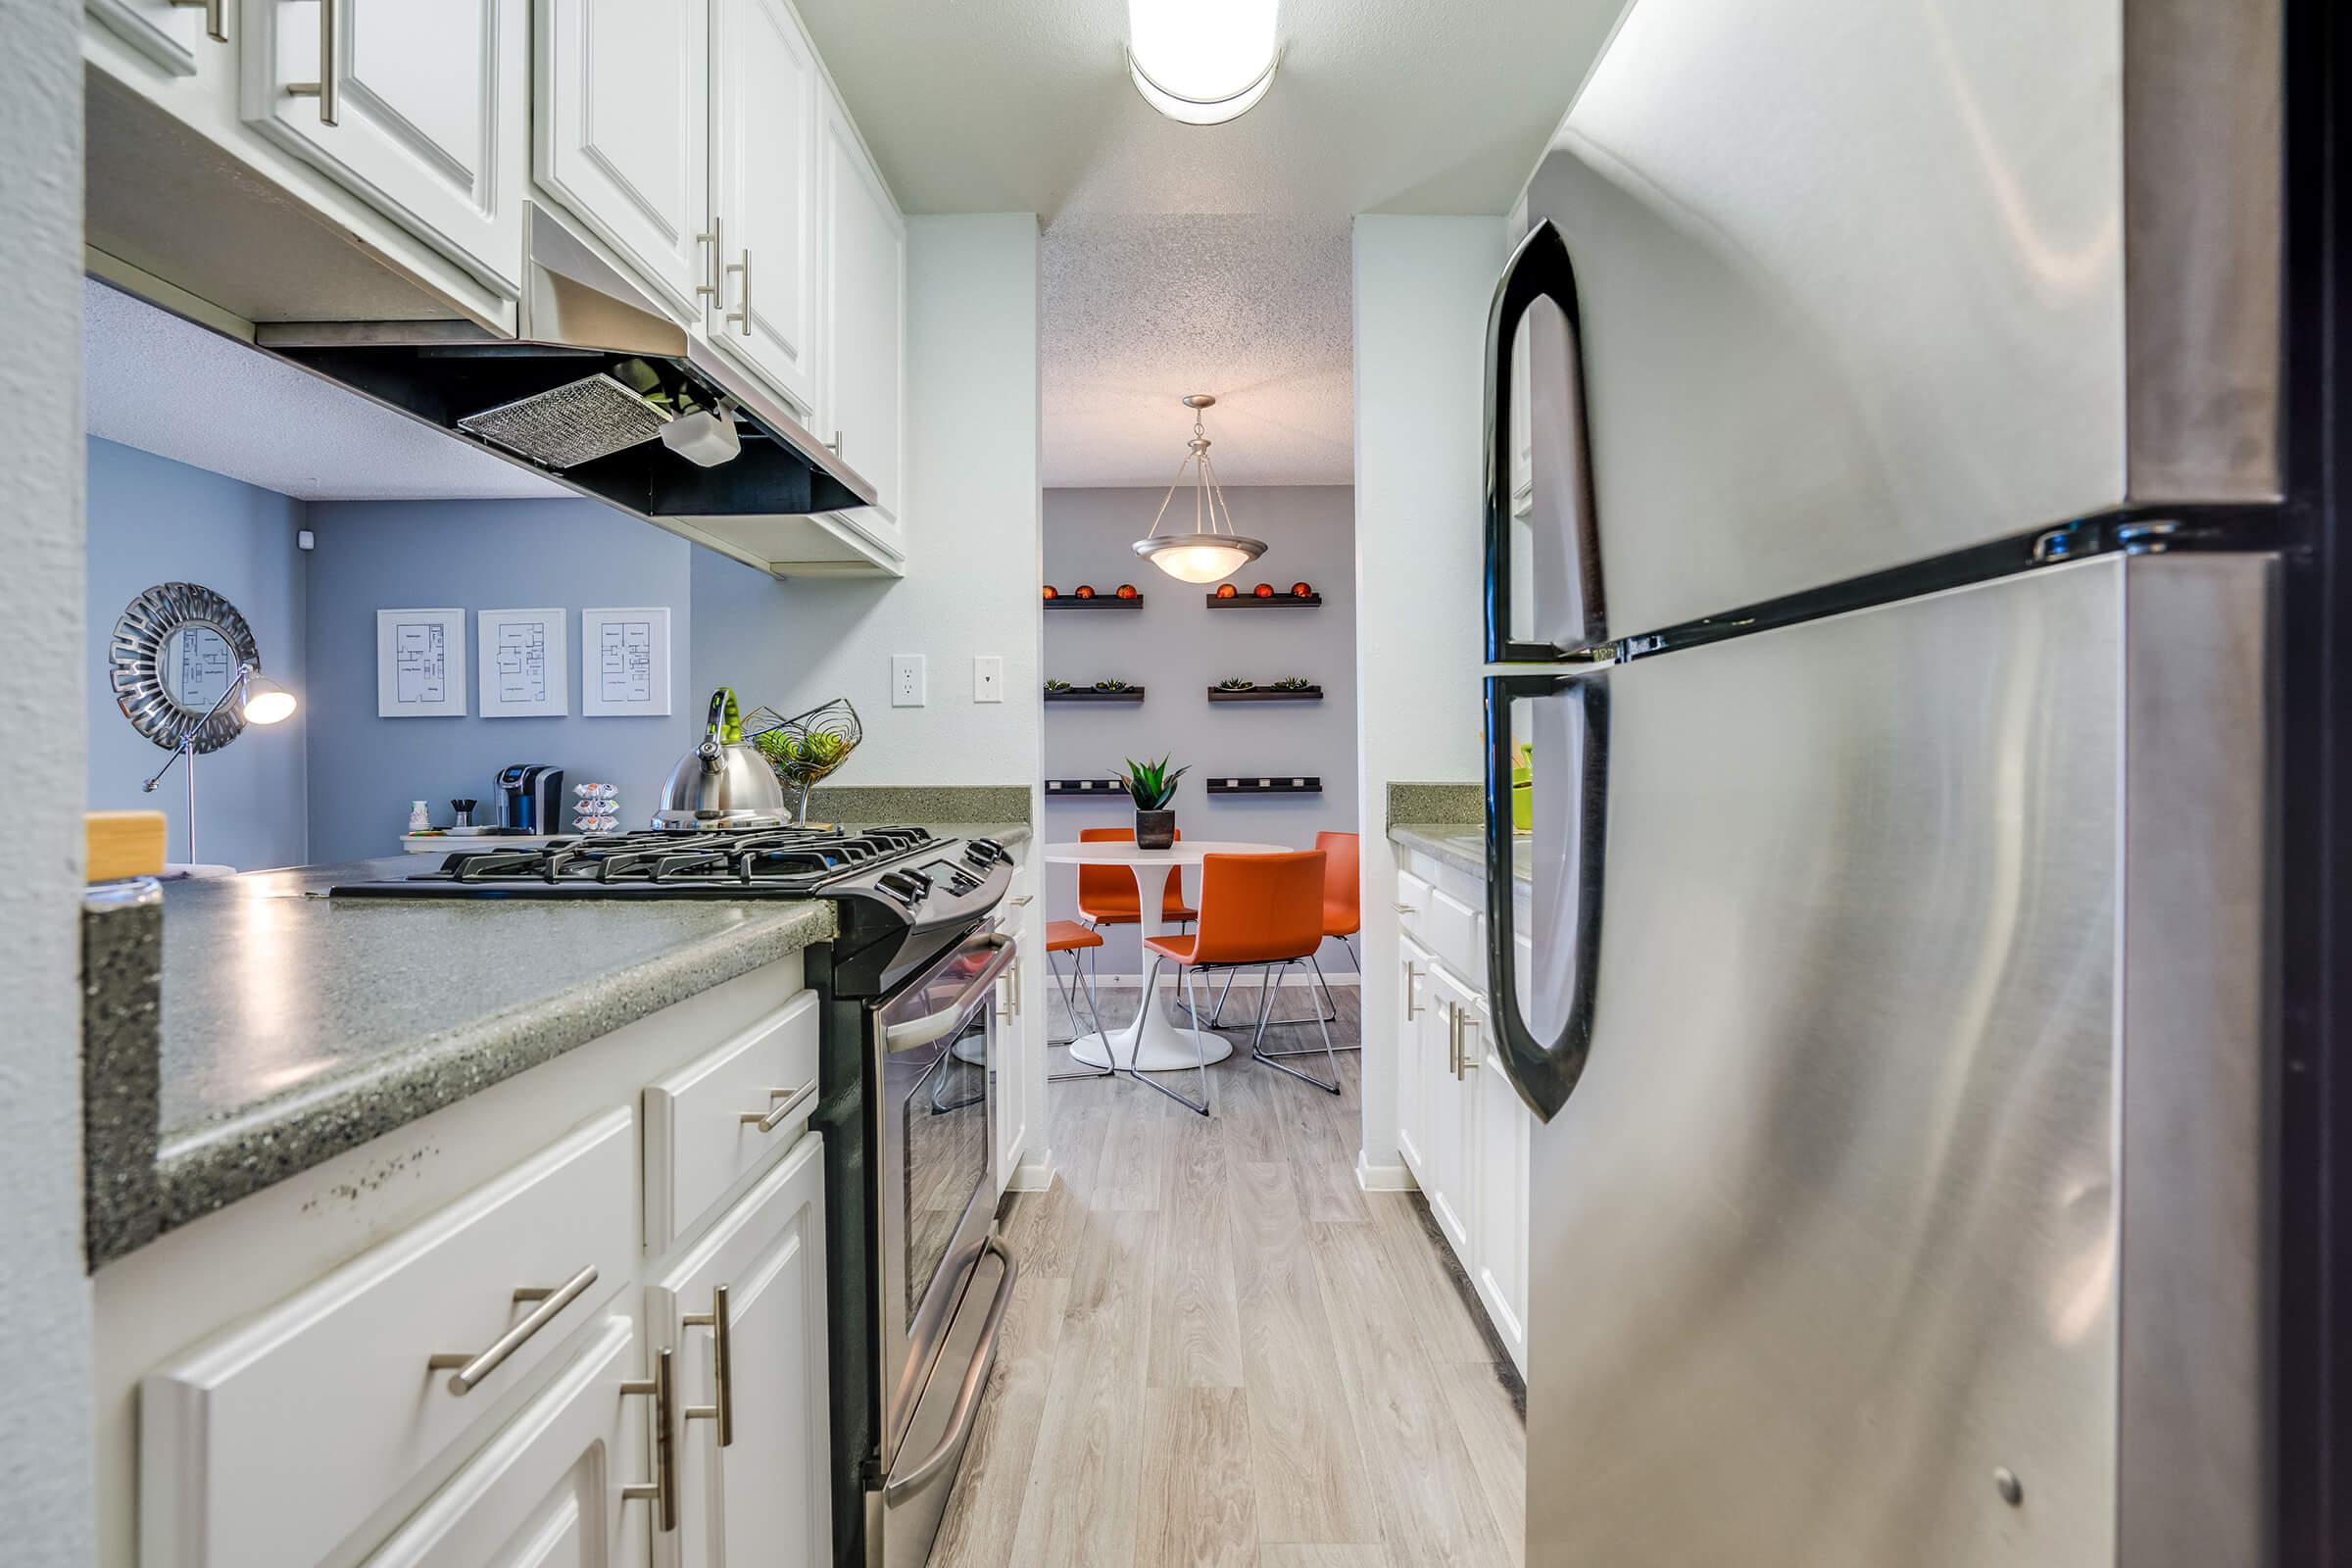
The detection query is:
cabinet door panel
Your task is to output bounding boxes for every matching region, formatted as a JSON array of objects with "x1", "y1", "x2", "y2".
[
  {"x1": 654, "y1": 1132, "x2": 829, "y2": 1568},
  {"x1": 87, "y1": 0, "x2": 207, "y2": 76},
  {"x1": 1421, "y1": 969, "x2": 1476, "y2": 1257},
  {"x1": 709, "y1": 0, "x2": 818, "y2": 410},
  {"x1": 537, "y1": 0, "x2": 710, "y2": 317},
  {"x1": 243, "y1": 0, "x2": 526, "y2": 293},
  {"x1": 1470, "y1": 1002, "x2": 1531, "y2": 1374},
  {"x1": 1395, "y1": 936, "x2": 1437, "y2": 1182},
  {"x1": 817, "y1": 95, "x2": 905, "y2": 542},
  {"x1": 363, "y1": 1318, "x2": 650, "y2": 1568}
]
